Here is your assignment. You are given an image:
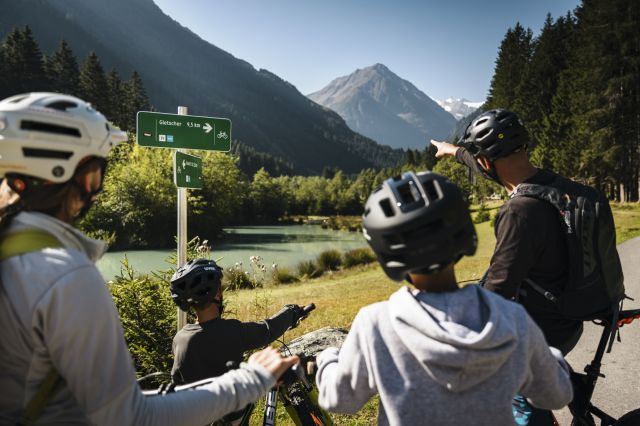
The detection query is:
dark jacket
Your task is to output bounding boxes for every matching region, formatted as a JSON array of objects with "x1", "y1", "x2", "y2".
[
  {"x1": 456, "y1": 148, "x2": 583, "y2": 354},
  {"x1": 171, "y1": 306, "x2": 296, "y2": 384}
]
